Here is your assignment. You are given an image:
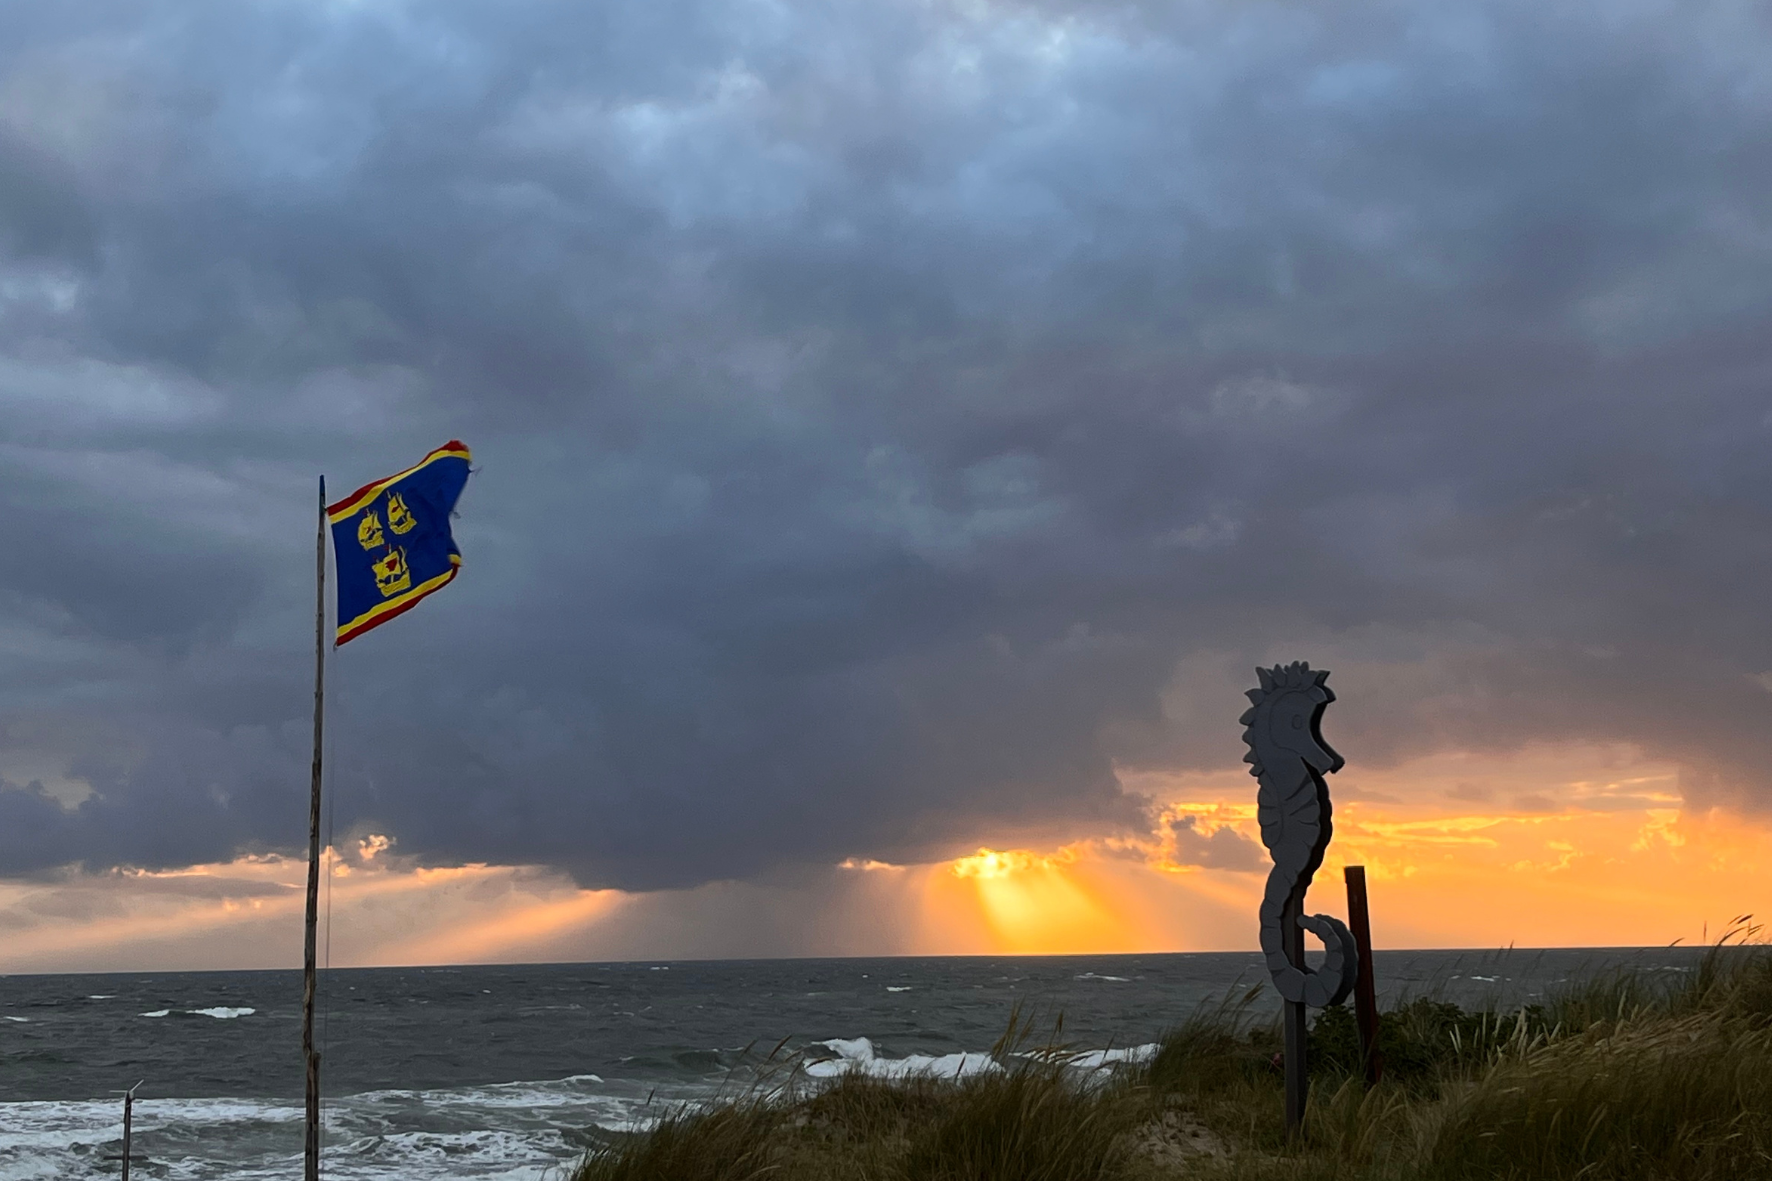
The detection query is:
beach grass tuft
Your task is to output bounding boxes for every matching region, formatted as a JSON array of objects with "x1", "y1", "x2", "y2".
[
  {"x1": 571, "y1": 1100, "x2": 786, "y2": 1181},
  {"x1": 572, "y1": 926, "x2": 1772, "y2": 1181}
]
